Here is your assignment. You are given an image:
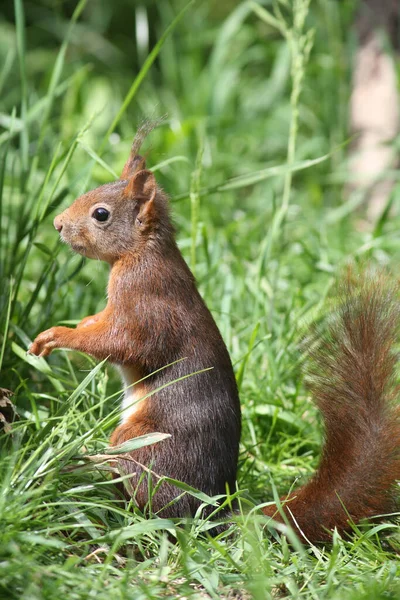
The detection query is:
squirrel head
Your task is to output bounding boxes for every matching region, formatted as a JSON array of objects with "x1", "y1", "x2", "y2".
[{"x1": 53, "y1": 147, "x2": 172, "y2": 264}]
